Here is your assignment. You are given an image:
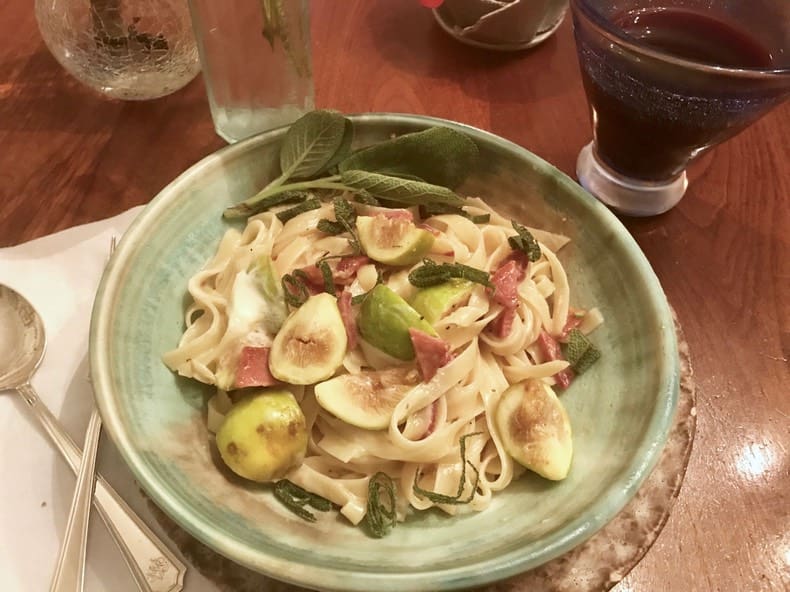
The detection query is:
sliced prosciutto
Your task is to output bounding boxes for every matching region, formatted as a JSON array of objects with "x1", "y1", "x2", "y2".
[
  {"x1": 559, "y1": 311, "x2": 584, "y2": 342},
  {"x1": 295, "y1": 256, "x2": 371, "y2": 295},
  {"x1": 234, "y1": 346, "x2": 278, "y2": 388},
  {"x1": 334, "y1": 255, "x2": 371, "y2": 285},
  {"x1": 409, "y1": 328, "x2": 452, "y2": 381},
  {"x1": 295, "y1": 264, "x2": 326, "y2": 294},
  {"x1": 537, "y1": 330, "x2": 574, "y2": 389},
  {"x1": 488, "y1": 307, "x2": 517, "y2": 339},
  {"x1": 486, "y1": 250, "x2": 530, "y2": 337},
  {"x1": 337, "y1": 290, "x2": 358, "y2": 350}
]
